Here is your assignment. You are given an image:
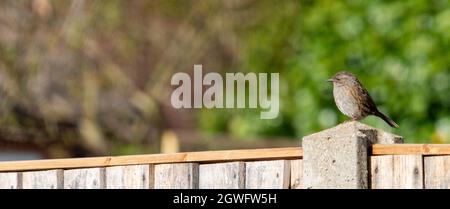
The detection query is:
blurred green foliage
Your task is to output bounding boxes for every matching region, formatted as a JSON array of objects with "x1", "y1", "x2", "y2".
[
  {"x1": 199, "y1": 0, "x2": 450, "y2": 143},
  {"x1": 0, "y1": 0, "x2": 449, "y2": 158}
]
